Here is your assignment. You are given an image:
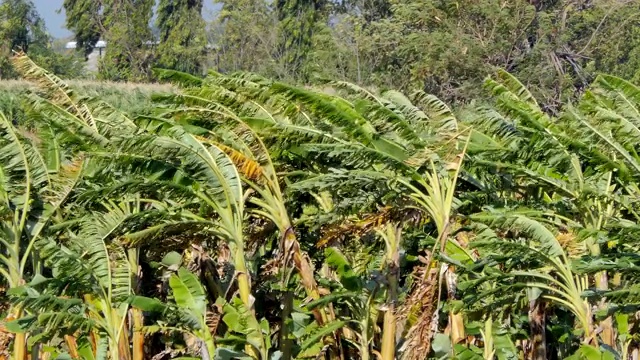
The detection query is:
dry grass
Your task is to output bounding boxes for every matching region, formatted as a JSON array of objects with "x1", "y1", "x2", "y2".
[
  {"x1": 0, "y1": 79, "x2": 174, "y2": 93},
  {"x1": 0, "y1": 79, "x2": 175, "y2": 114}
]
